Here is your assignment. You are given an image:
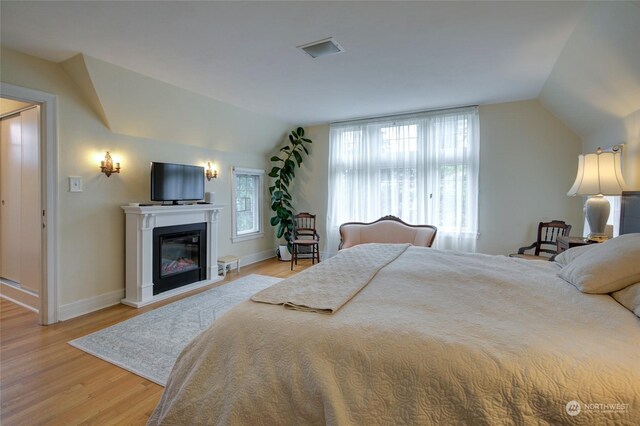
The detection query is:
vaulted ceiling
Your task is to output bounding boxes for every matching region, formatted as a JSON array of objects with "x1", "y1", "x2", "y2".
[{"x1": 2, "y1": 1, "x2": 639, "y2": 140}]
